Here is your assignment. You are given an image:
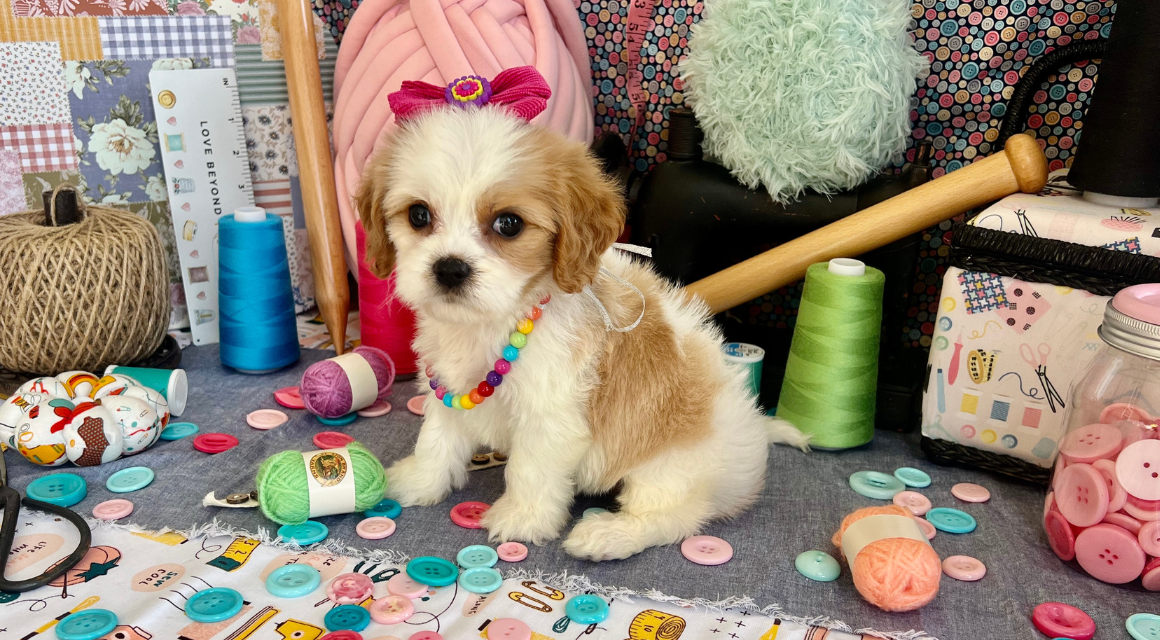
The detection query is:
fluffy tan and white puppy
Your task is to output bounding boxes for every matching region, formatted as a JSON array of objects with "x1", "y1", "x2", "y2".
[{"x1": 357, "y1": 106, "x2": 808, "y2": 561}]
